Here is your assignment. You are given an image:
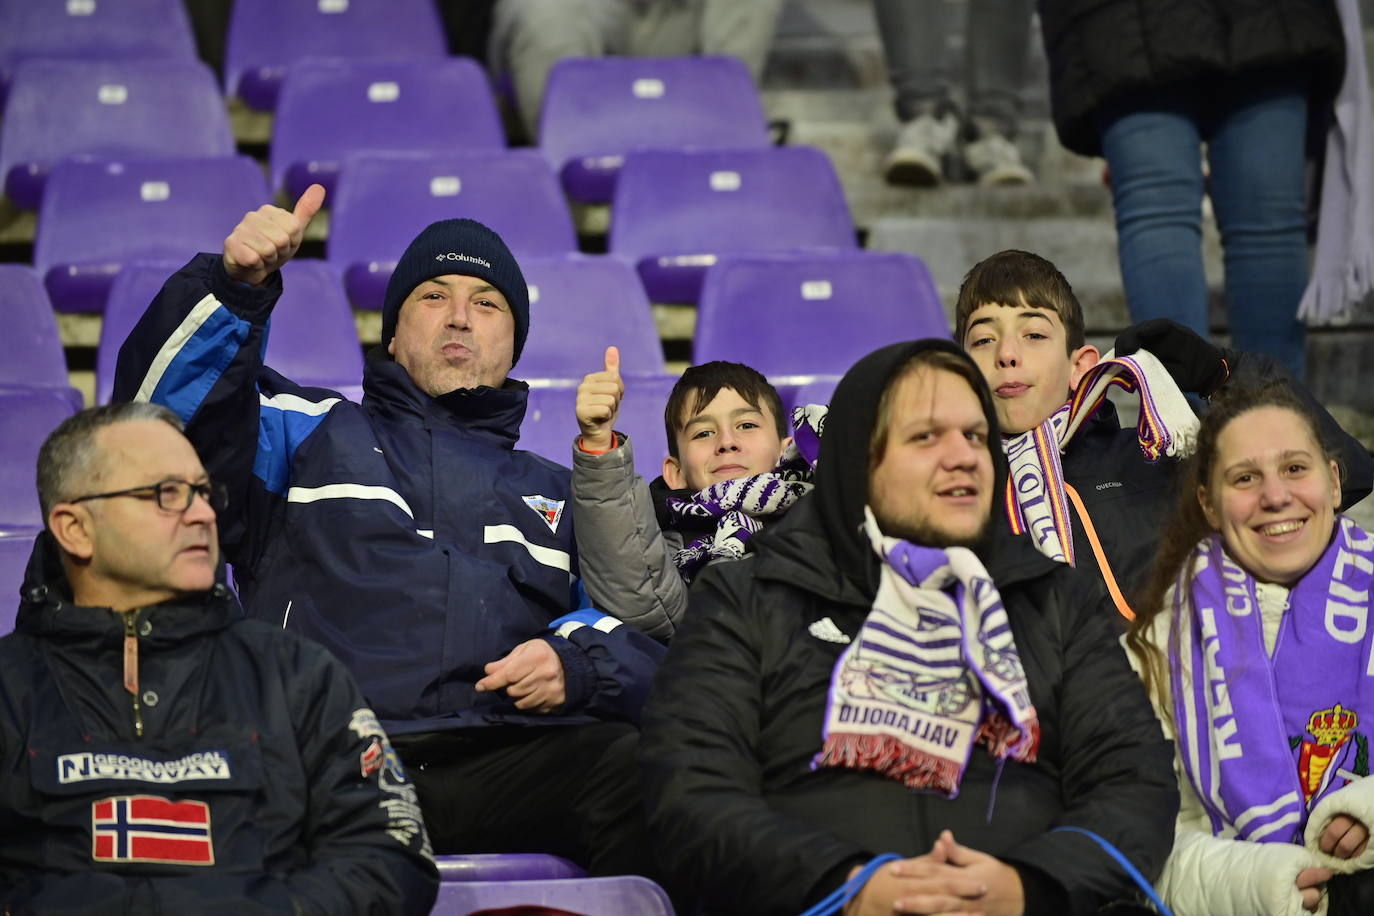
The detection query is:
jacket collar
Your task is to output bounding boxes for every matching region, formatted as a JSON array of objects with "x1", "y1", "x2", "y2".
[
  {"x1": 361, "y1": 349, "x2": 528, "y2": 449},
  {"x1": 15, "y1": 531, "x2": 241, "y2": 646}
]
